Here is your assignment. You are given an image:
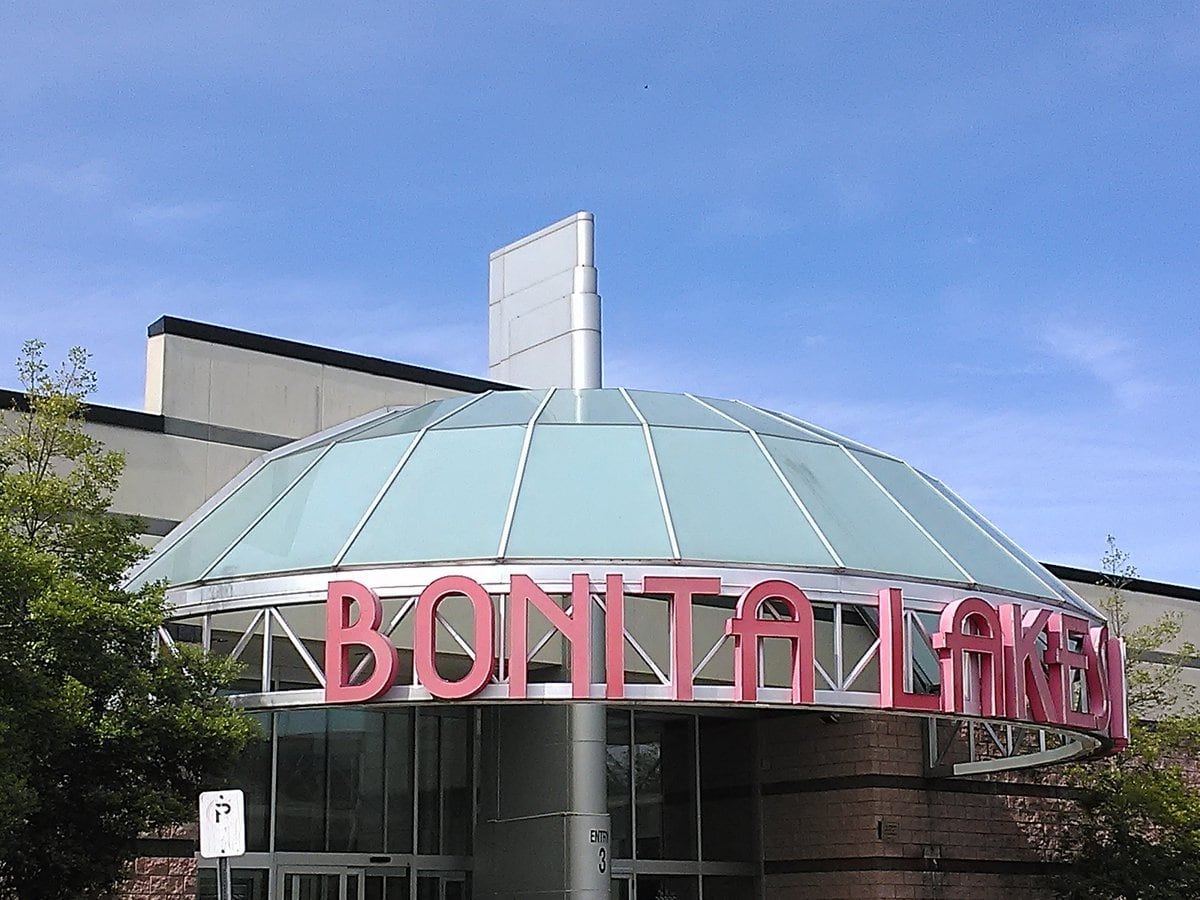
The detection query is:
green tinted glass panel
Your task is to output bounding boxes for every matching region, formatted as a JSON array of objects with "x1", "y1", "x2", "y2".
[
  {"x1": 920, "y1": 473, "x2": 1084, "y2": 607},
  {"x1": 506, "y1": 425, "x2": 672, "y2": 558},
  {"x1": 773, "y1": 411, "x2": 898, "y2": 459},
  {"x1": 650, "y1": 427, "x2": 835, "y2": 566},
  {"x1": 625, "y1": 390, "x2": 739, "y2": 430},
  {"x1": 852, "y1": 452, "x2": 1054, "y2": 597},
  {"x1": 129, "y1": 448, "x2": 322, "y2": 588},
  {"x1": 698, "y1": 397, "x2": 834, "y2": 443},
  {"x1": 210, "y1": 433, "x2": 416, "y2": 578},
  {"x1": 761, "y1": 436, "x2": 963, "y2": 580},
  {"x1": 433, "y1": 390, "x2": 547, "y2": 429},
  {"x1": 348, "y1": 396, "x2": 478, "y2": 440},
  {"x1": 539, "y1": 388, "x2": 639, "y2": 424},
  {"x1": 344, "y1": 425, "x2": 525, "y2": 563}
]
